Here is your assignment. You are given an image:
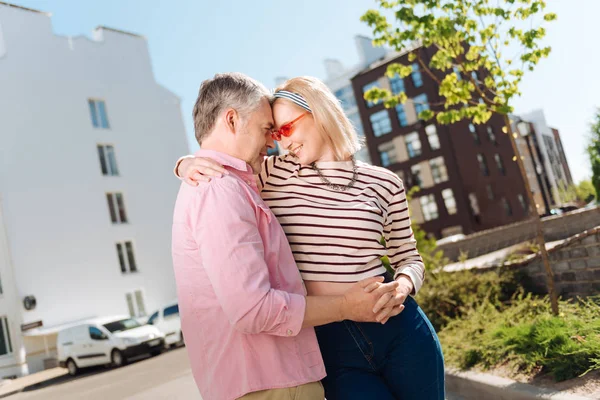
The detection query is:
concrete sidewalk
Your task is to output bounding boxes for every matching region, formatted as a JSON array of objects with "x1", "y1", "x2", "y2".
[{"x1": 0, "y1": 368, "x2": 67, "y2": 398}]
